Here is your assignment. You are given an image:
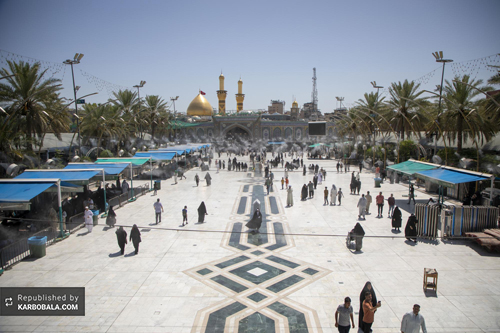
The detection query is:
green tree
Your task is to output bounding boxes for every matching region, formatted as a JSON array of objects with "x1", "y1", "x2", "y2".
[
  {"x1": 398, "y1": 140, "x2": 417, "y2": 162},
  {"x1": 0, "y1": 60, "x2": 63, "y2": 151},
  {"x1": 441, "y1": 75, "x2": 495, "y2": 154},
  {"x1": 387, "y1": 80, "x2": 428, "y2": 140},
  {"x1": 80, "y1": 104, "x2": 124, "y2": 153},
  {"x1": 144, "y1": 95, "x2": 169, "y2": 141}
]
